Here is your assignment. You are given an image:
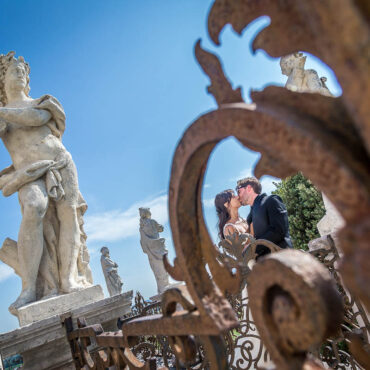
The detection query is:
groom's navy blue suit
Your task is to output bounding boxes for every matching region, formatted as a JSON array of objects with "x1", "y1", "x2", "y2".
[{"x1": 247, "y1": 193, "x2": 293, "y2": 258}]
